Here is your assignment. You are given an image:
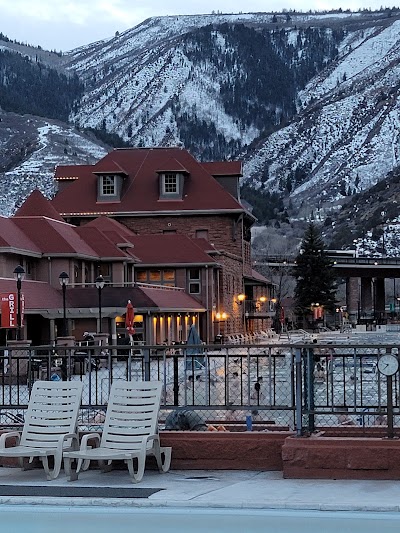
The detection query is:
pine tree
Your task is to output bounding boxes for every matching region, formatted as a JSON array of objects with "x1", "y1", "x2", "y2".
[{"x1": 293, "y1": 223, "x2": 337, "y2": 315}]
